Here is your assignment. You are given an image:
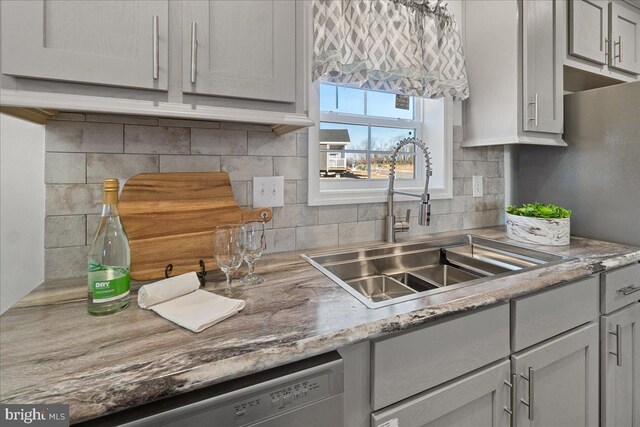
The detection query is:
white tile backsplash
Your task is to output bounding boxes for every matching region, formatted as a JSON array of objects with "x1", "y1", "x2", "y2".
[{"x1": 43, "y1": 113, "x2": 504, "y2": 280}]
